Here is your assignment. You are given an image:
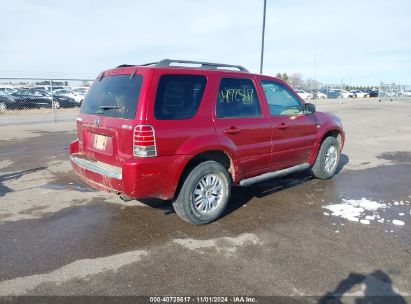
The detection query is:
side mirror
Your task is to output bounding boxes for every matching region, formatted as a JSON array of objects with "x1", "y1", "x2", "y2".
[{"x1": 304, "y1": 103, "x2": 316, "y2": 114}]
